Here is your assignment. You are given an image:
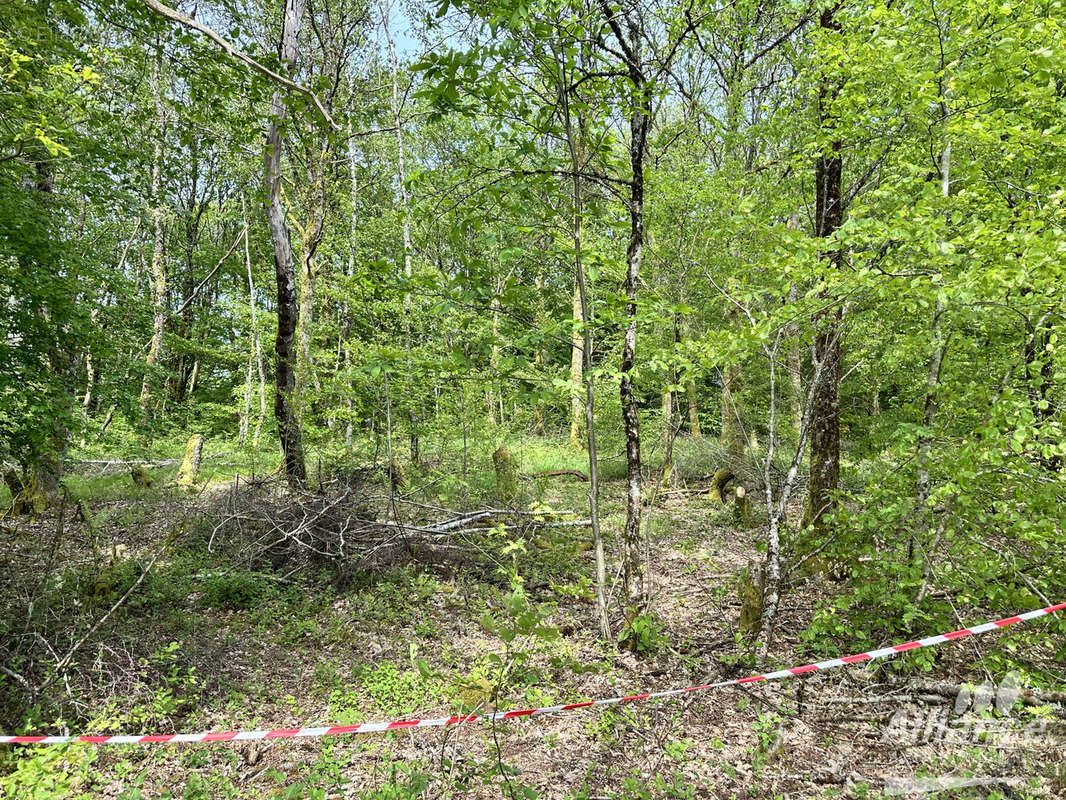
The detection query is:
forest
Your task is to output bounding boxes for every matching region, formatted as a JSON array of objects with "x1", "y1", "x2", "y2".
[{"x1": 1, "y1": 0, "x2": 1064, "y2": 796}]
